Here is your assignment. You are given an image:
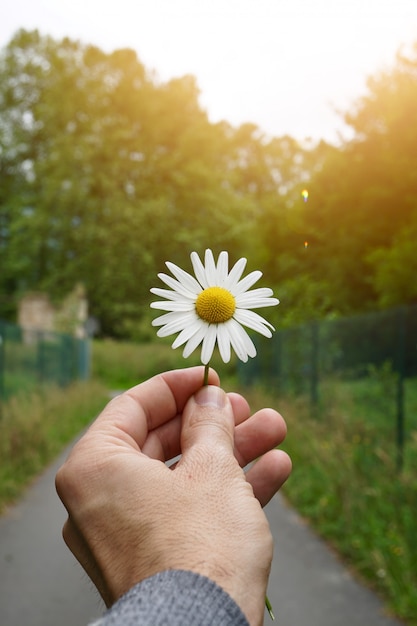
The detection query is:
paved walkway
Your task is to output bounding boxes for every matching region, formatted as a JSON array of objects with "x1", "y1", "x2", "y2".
[
  {"x1": 0, "y1": 441, "x2": 405, "y2": 626},
  {"x1": 264, "y1": 496, "x2": 403, "y2": 625}
]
